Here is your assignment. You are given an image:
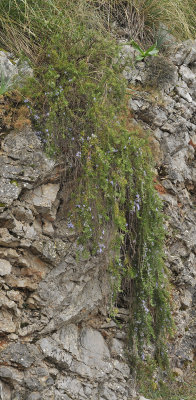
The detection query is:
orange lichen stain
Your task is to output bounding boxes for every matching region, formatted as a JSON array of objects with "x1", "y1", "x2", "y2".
[
  {"x1": 21, "y1": 267, "x2": 44, "y2": 280},
  {"x1": 0, "y1": 339, "x2": 8, "y2": 349},
  {"x1": 154, "y1": 184, "x2": 167, "y2": 194},
  {"x1": 189, "y1": 139, "x2": 196, "y2": 149}
]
